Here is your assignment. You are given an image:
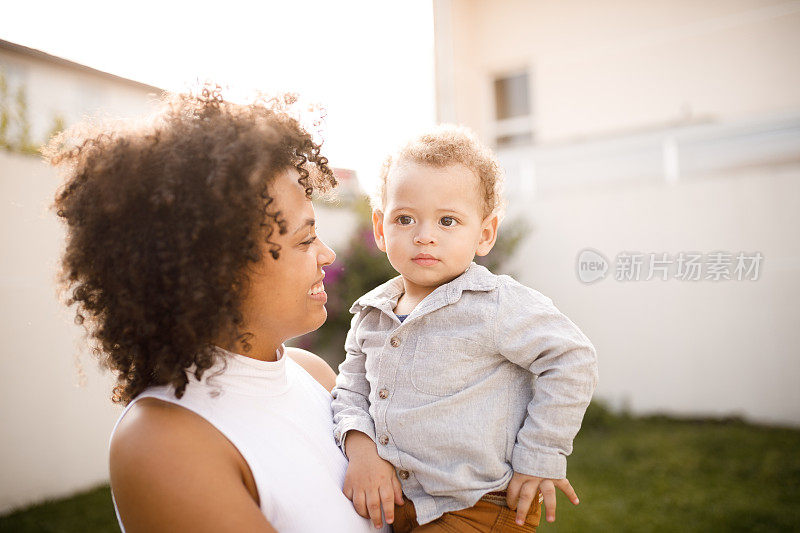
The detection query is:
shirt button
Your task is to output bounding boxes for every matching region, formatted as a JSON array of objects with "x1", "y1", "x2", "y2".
[
  {"x1": 378, "y1": 388, "x2": 389, "y2": 399},
  {"x1": 379, "y1": 434, "x2": 389, "y2": 445},
  {"x1": 398, "y1": 470, "x2": 410, "y2": 480},
  {"x1": 390, "y1": 336, "x2": 401, "y2": 347}
]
